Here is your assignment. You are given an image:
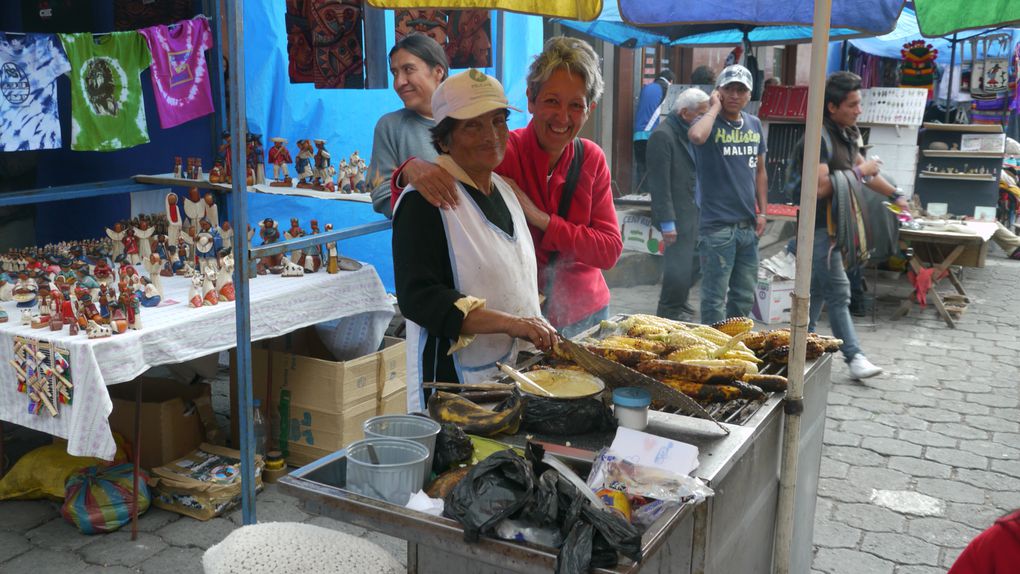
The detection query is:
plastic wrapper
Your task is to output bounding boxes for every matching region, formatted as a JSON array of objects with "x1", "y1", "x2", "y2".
[
  {"x1": 431, "y1": 423, "x2": 473, "y2": 473},
  {"x1": 588, "y1": 450, "x2": 714, "y2": 504},
  {"x1": 444, "y1": 450, "x2": 535, "y2": 542},
  {"x1": 631, "y1": 498, "x2": 682, "y2": 530},
  {"x1": 495, "y1": 518, "x2": 564, "y2": 547}
]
